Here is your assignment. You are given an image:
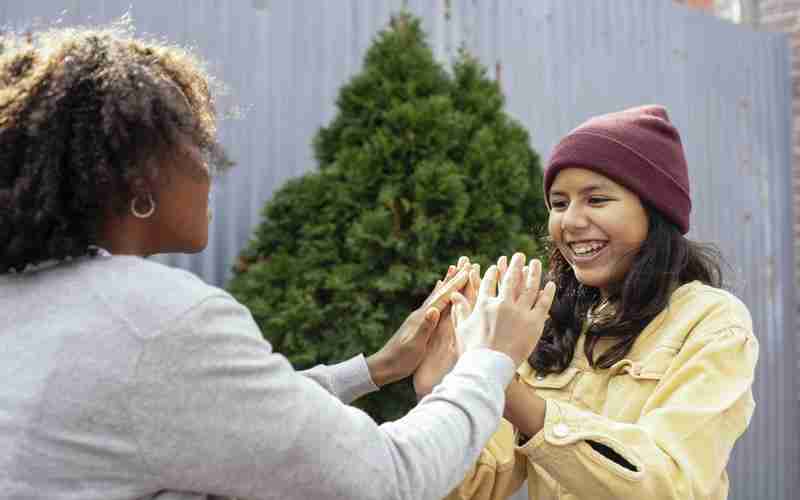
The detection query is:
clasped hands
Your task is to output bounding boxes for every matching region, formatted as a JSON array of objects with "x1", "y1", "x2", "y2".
[{"x1": 366, "y1": 252, "x2": 555, "y2": 399}]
